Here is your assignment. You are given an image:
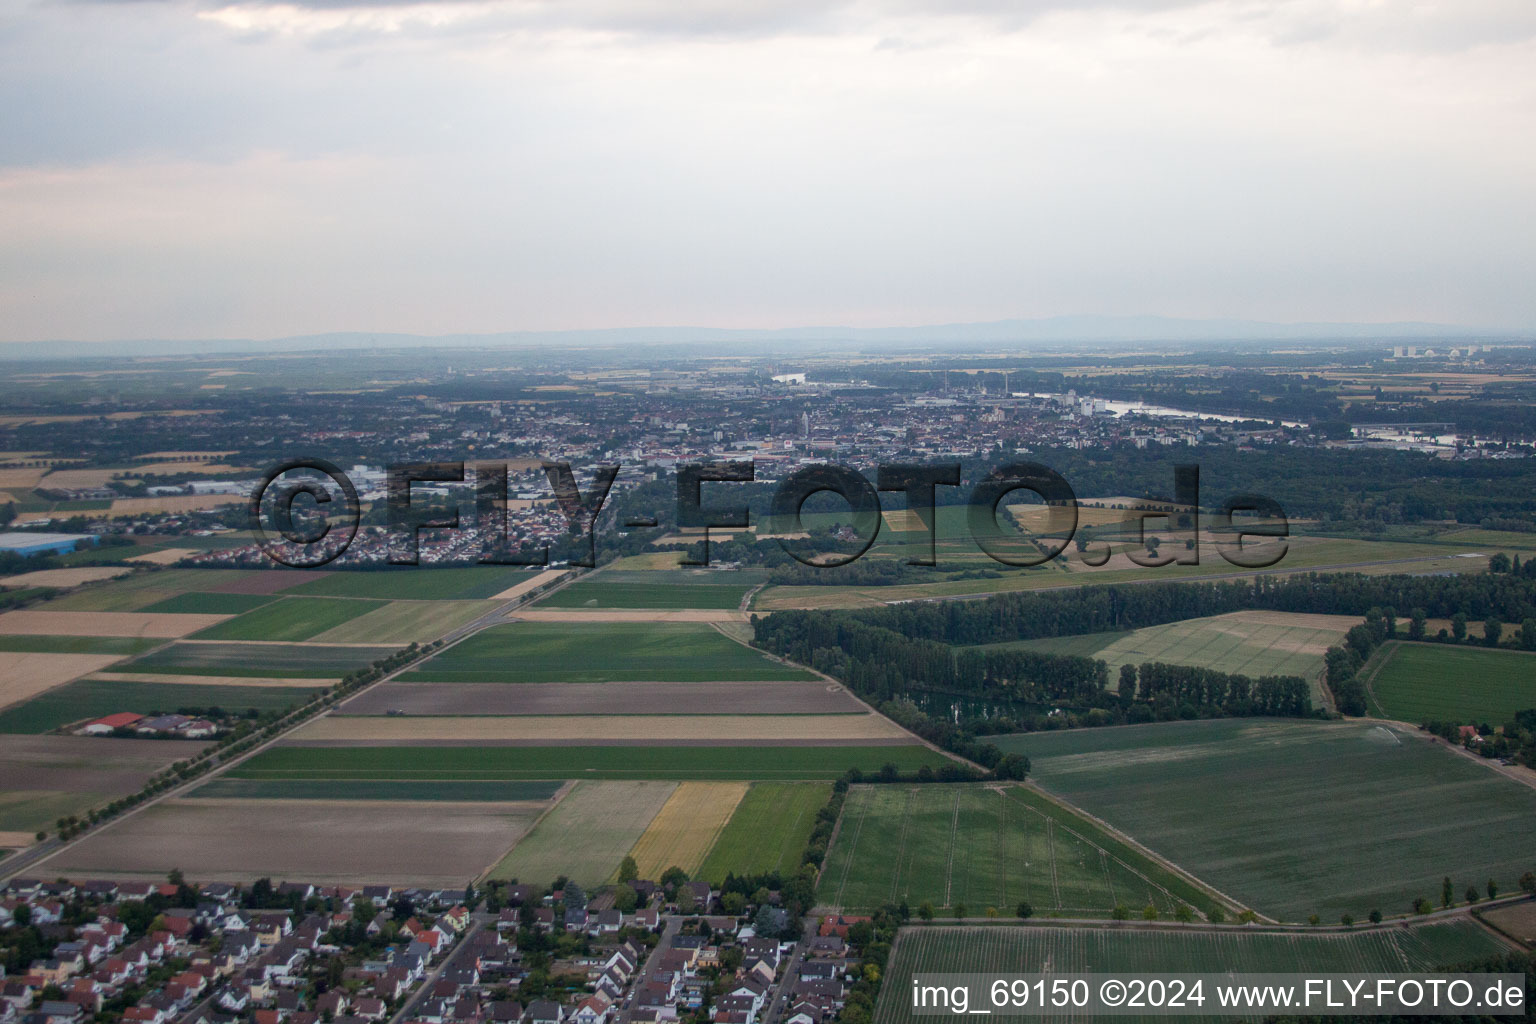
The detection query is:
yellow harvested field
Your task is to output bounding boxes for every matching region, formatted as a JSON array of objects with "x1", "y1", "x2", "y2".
[
  {"x1": 0, "y1": 831, "x2": 38, "y2": 848},
  {"x1": 1, "y1": 653, "x2": 123, "y2": 707},
  {"x1": 0, "y1": 467, "x2": 47, "y2": 488},
  {"x1": 86, "y1": 672, "x2": 335, "y2": 688},
  {"x1": 627, "y1": 782, "x2": 748, "y2": 878},
  {"x1": 126, "y1": 548, "x2": 198, "y2": 565},
  {"x1": 0, "y1": 566, "x2": 134, "y2": 589},
  {"x1": 1007, "y1": 502, "x2": 1141, "y2": 529},
  {"x1": 106, "y1": 494, "x2": 246, "y2": 516},
  {"x1": 512, "y1": 609, "x2": 746, "y2": 623},
  {"x1": 36, "y1": 467, "x2": 131, "y2": 488},
  {"x1": 882, "y1": 508, "x2": 922, "y2": 531},
  {"x1": 487, "y1": 570, "x2": 569, "y2": 602},
  {"x1": 289, "y1": 712, "x2": 909, "y2": 743},
  {"x1": 0, "y1": 610, "x2": 230, "y2": 638},
  {"x1": 309, "y1": 600, "x2": 492, "y2": 644}
]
